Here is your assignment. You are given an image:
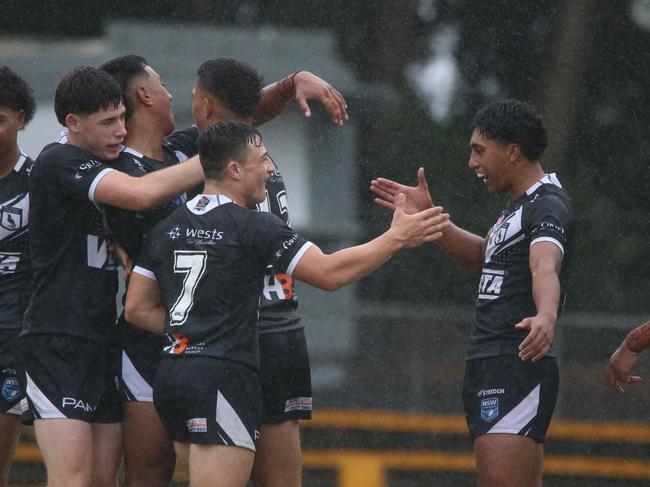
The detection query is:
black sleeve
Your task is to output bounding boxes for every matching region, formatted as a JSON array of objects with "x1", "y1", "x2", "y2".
[
  {"x1": 525, "y1": 194, "x2": 574, "y2": 254},
  {"x1": 163, "y1": 126, "x2": 199, "y2": 162},
  {"x1": 134, "y1": 229, "x2": 162, "y2": 279}
]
